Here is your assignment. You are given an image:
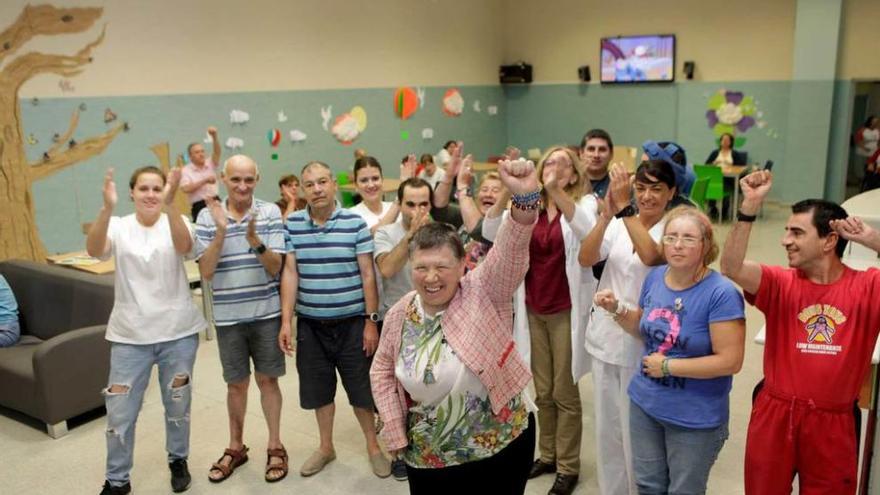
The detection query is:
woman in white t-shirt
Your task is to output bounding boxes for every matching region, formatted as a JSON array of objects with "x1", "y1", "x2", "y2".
[
  {"x1": 87, "y1": 166, "x2": 206, "y2": 495},
  {"x1": 856, "y1": 116, "x2": 880, "y2": 159},
  {"x1": 348, "y1": 156, "x2": 400, "y2": 234},
  {"x1": 577, "y1": 160, "x2": 676, "y2": 495}
]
